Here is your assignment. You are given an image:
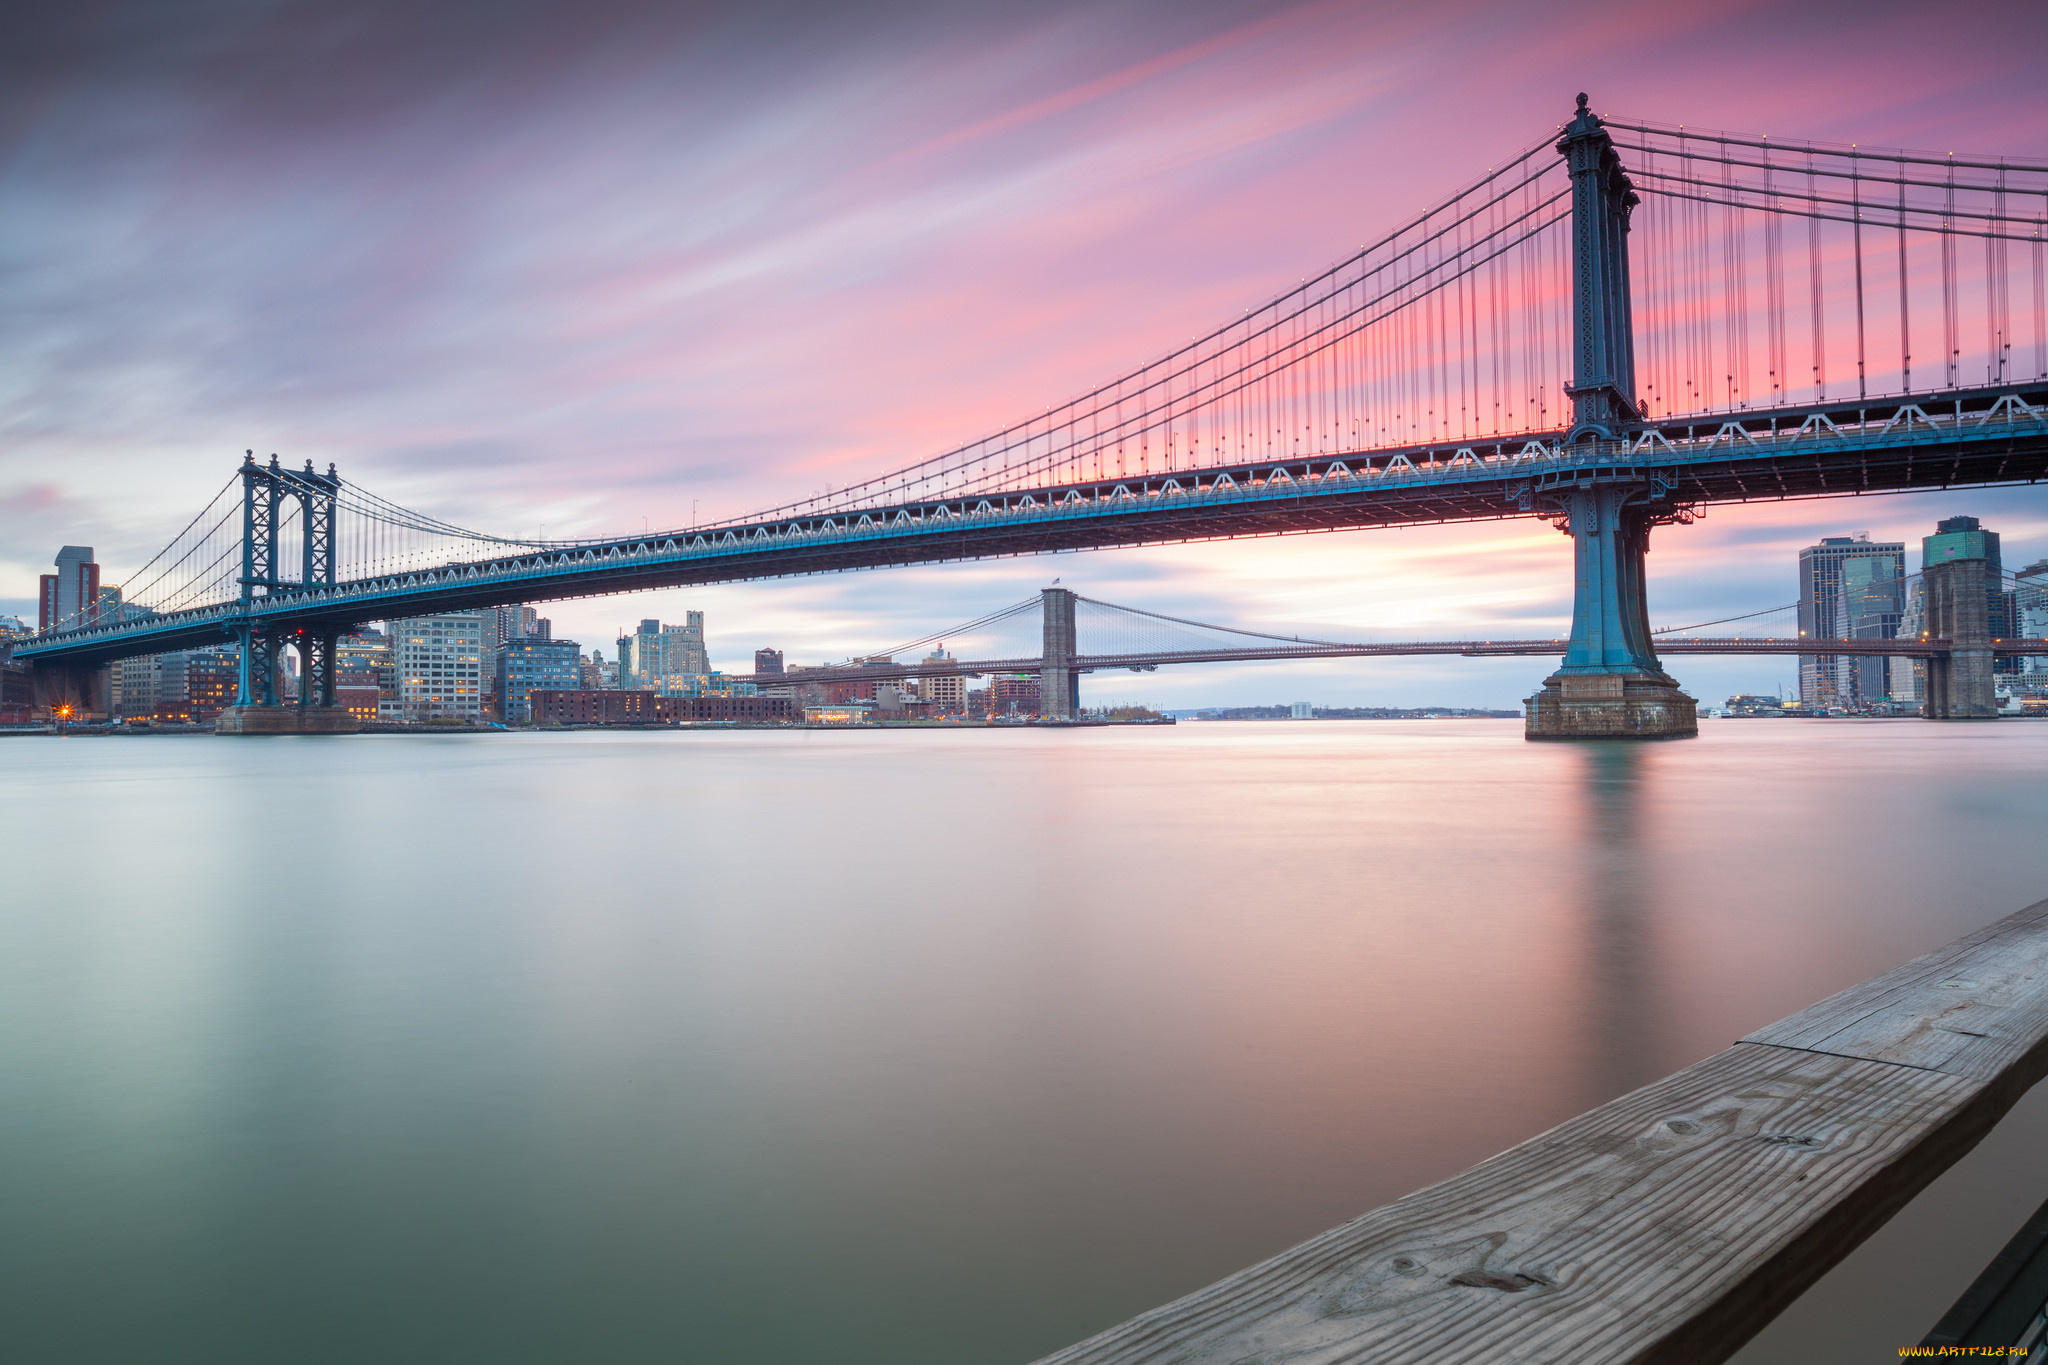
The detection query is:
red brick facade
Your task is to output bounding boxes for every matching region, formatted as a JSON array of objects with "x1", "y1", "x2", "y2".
[{"x1": 528, "y1": 690, "x2": 796, "y2": 724}]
